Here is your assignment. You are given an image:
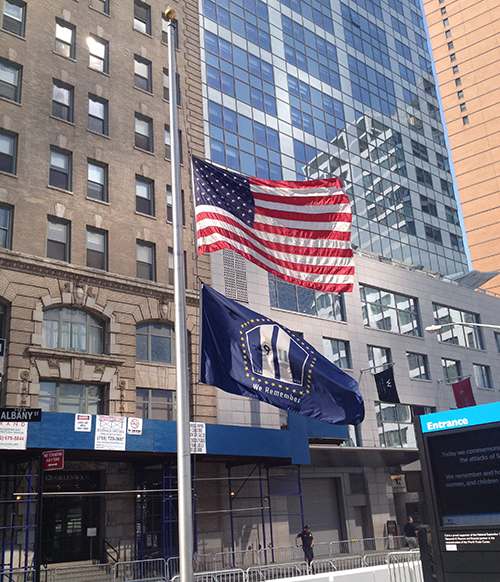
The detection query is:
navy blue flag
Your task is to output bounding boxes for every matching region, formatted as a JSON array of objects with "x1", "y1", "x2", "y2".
[
  {"x1": 200, "y1": 283, "x2": 364, "y2": 425},
  {"x1": 374, "y1": 367, "x2": 400, "y2": 404}
]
